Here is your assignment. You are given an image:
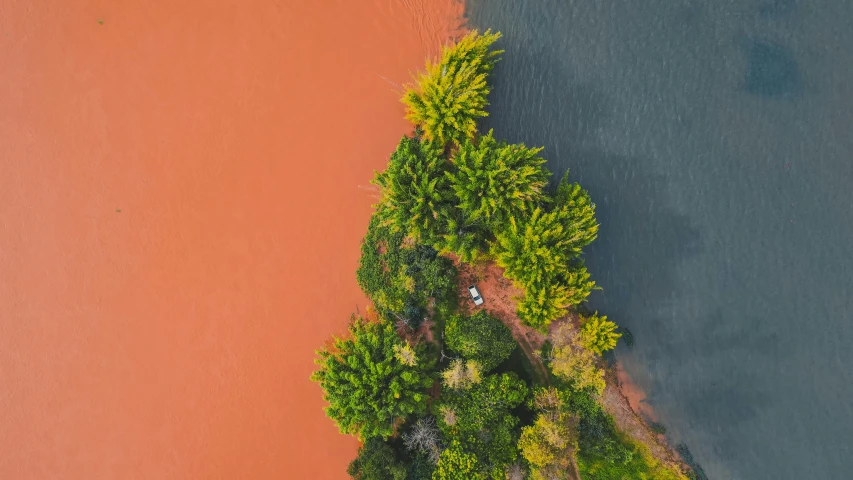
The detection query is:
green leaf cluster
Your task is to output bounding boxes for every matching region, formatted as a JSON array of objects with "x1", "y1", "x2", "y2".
[
  {"x1": 356, "y1": 215, "x2": 457, "y2": 328},
  {"x1": 434, "y1": 372, "x2": 528, "y2": 479},
  {"x1": 446, "y1": 130, "x2": 548, "y2": 229},
  {"x1": 374, "y1": 136, "x2": 448, "y2": 243},
  {"x1": 492, "y1": 193, "x2": 598, "y2": 330},
  {"x1": 432, "y1": 440, "x2": 484, "y2": 480},
  {"x1": 444, "y1": 310, "x2": 516, "y2": 372},
  {"x1": 311, "y1": 316, "x2": 434, "y2": 440},
  {"x1": 347, "y1": 437, "x2": 408, "y2": 480},
  {"x1": 580, "y1": 312, "x2": 621, "y2": 355},
  {"x1": 518, "y1": 387, "x2": 579, "y2": 480},
  {"x1": 403, "y1": 30, "x2": 503, "y2": 147},
  {"x1": 549, "y1": 323, "x2": 606, "y2": 394}
]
